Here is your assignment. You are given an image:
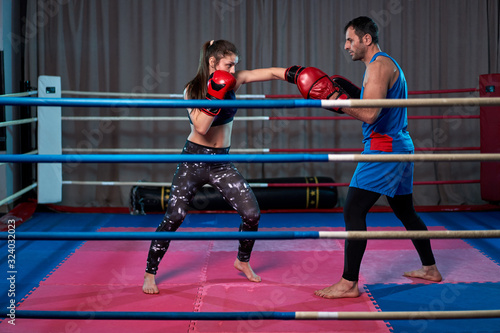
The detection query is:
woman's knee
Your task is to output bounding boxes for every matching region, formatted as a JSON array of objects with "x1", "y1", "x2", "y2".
[
  {"x1": 247, "y1": 207, "x2": 261, "y2": 225},
  {"x1": 241, "y1": 206, "x2": 260, "y2": 229}
]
